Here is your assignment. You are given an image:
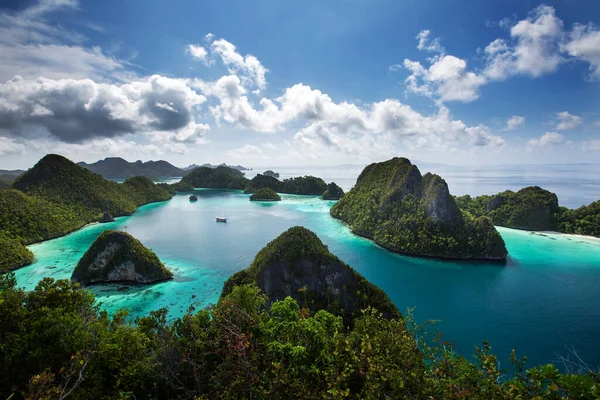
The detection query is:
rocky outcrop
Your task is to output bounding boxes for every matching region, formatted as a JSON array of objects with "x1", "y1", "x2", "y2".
[
  {"x1": 221, "y1": 226, "x2": 400, "y2": 324},
  {"x1": 331, "y1": 158, "x2": 507, "y2": 260},
  {"x1": 487, "y1": 195, "x2": 506, "y2": 211},
  {"x1": 263, "y1": 170, "x2": 280, "y2": 178},
  {"x1": 71, "y1": 230, "x2": 173, "y2": 285},
  {"x1": 100, "y1": 212, "x2": 115, "y2": 223},
  {"x1": 322, "y1": 182, "x2": 345, "y2": 200}
]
